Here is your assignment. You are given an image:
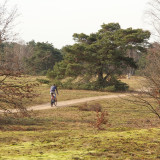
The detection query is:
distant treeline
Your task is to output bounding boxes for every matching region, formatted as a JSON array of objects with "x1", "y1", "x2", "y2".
[
  {"x1": 0, "y1": 22, "x2": 152, "y2": 91},
  {"x1": 0, "y1": 40, "x2": 62, "y2": 75}
]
